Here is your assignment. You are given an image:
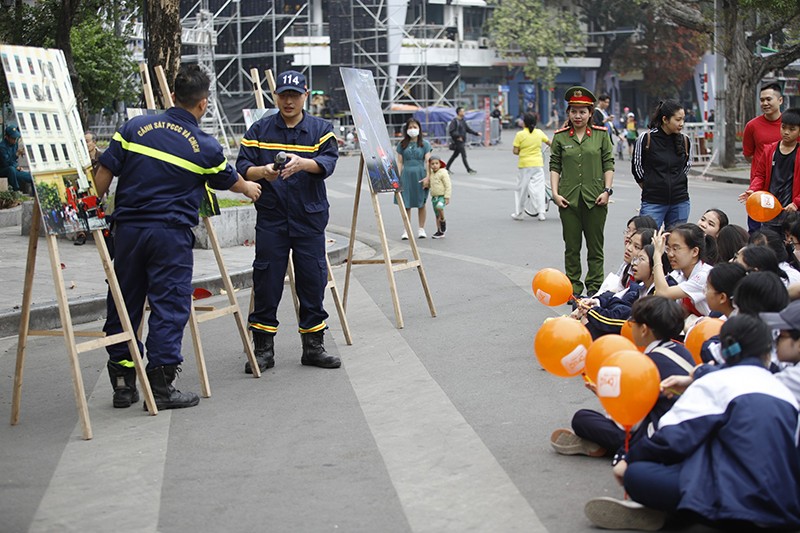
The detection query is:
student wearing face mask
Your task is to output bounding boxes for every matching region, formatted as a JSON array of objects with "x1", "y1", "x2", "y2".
[{"x1": 394, "y1": 118, "x2": 432, "y2": 240}]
